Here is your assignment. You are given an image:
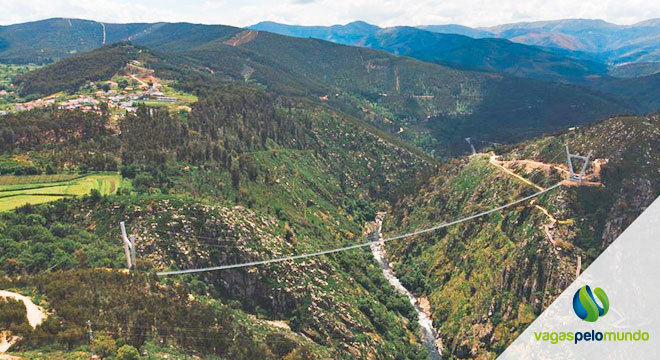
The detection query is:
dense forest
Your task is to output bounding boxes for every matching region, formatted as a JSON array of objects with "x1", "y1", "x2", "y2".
[
  {"x1": 13, "y1": 39, "x2": 630, "y2": 156},
  {"x1": 1, "y1": 17, "x2": 658, "y2": 360},
  {"x1": 120, "y1": 87, "x2": 311, "y2": 165},
  {"x1": 15, "y1": 43, "x2": 139, "y2": 97},
  {"x1": 0, "y1": 106, "x2": 118, "y2": 174},
  {"x1": 1, "y1": 76, "x2": 436, "y2": 358}
]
